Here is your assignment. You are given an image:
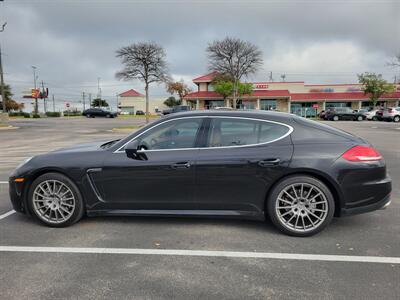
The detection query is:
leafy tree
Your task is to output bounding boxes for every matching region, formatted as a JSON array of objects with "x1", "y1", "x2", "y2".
[
  {"x1": 387, "y1": 53, "x2": 400, "y2": 68},
  {"x1": 207, "y1": 37, "x2": 263, "y2": 107},
  {"x1": 164, "y1": 96, "x2": 181, "y2": 108},
  {"x1": 116, "y1": 42, "x2": 170, "y2": 123},
  {"x1": 166, "y1": 80, "x2": 191, "y2": 102},
  {"x1": 91, "y1": 98, "x2": 109, "y2": 108},
  {"x1": 211, "y1": 75, "x2": 254, "y2": 107},
  {"x1": 5, "y1": 99, "x2": 24, "y2": 111},
  {"x1": 0, "y1": 84, "x2": 13, "y2": 112},
  {"x1": 358, "y1": 73, "x2": 395, "y2": 106}
]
